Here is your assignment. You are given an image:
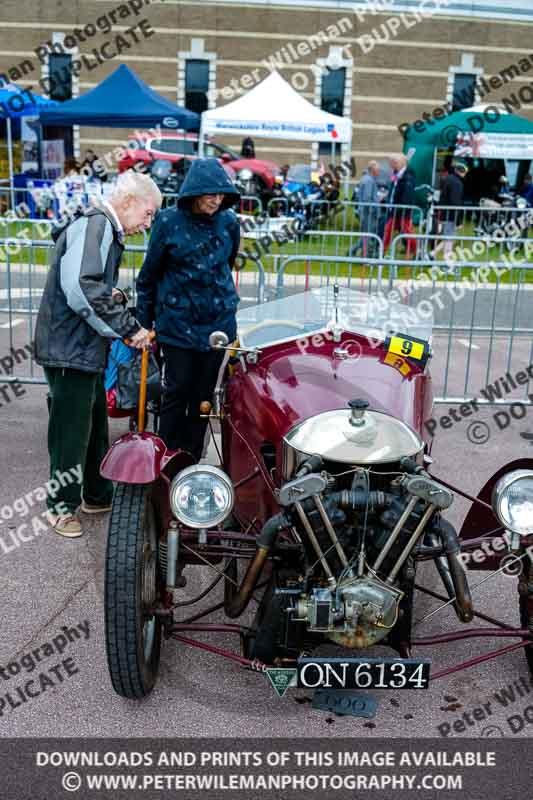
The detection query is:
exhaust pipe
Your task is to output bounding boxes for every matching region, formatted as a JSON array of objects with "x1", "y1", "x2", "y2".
[
  {"x1": 224, "y1": 512, "x2": 289, "y2": 619},
  {"x1": 427, "y1": 523, "x2": 473, "y2": 623}
]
